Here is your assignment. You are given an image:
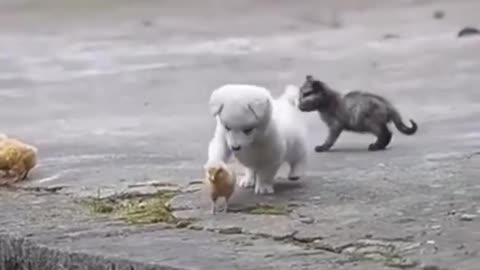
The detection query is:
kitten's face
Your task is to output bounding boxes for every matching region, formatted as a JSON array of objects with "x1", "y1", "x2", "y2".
[{"x1": 298, "y1": 75, "x2": 329, "y2": 111}]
